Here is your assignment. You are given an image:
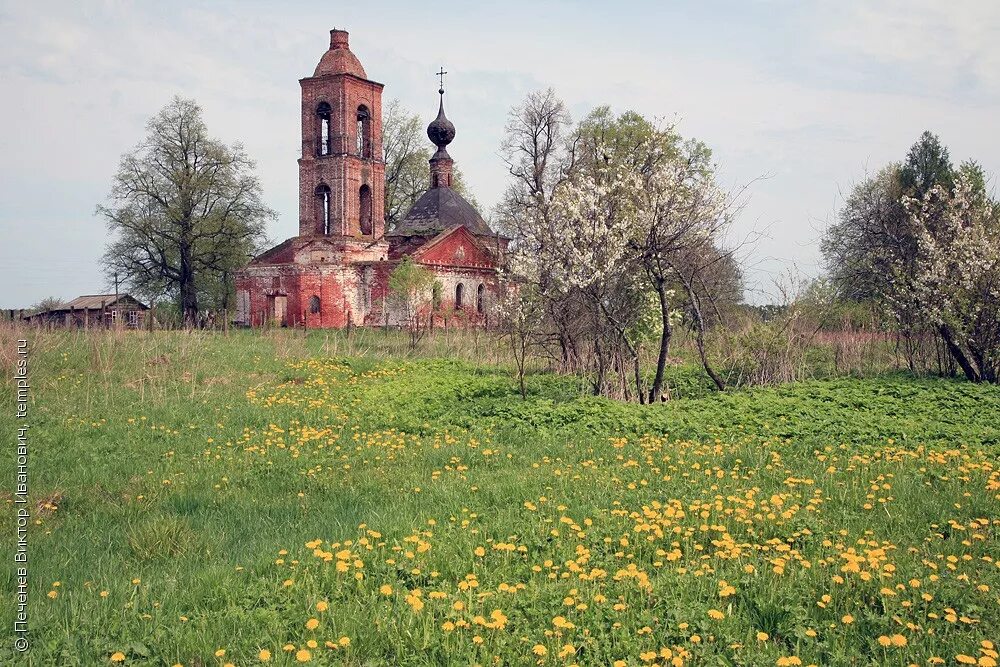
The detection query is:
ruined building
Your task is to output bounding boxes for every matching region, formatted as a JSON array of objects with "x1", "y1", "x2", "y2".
[{"x1": 234, "y1": 29, "x2": 506, "y2": 328}]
